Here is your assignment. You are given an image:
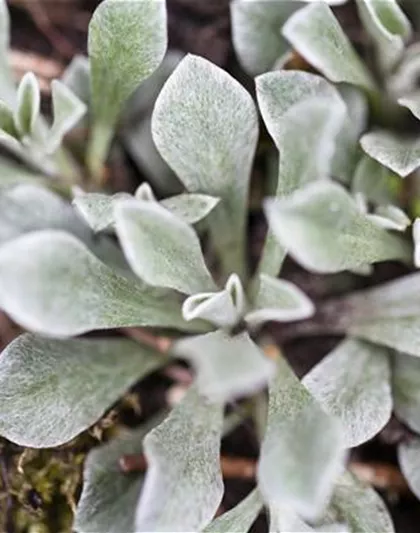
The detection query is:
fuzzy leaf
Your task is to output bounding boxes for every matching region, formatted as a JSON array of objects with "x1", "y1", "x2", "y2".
[
  {"x1": 368, "y1": 205, "x2": 410, "y2": 231},
  {"x1": 356, "y1": 0, "x2": 411, "y2": 72},
  {"x1": 283, "y1": 2, "x2": 375, "y2": 90},
  {"x1": 256, "y1": 71, "x2": 346, "y2": 196},
  {"x1": 258, "y1": 357, "x2": 345, "y2": 521},
  {"x1": 48, "y1": 80, "x2": 87, "y2": 152},
  {"x1": 135, "y1": 387, "x2": 224, "y2": 531},
  {"x1": 399, "y1": 438, "x2": 420, "y2": 501},
  {"x1": 393, "y1": 352, "x2": 420, "y2": 432},
  {"x1": 152, "y1": 54, "x2": 259, "y2": 277},
  {"x1": 161, "y1": 194, "x2": 220, "y2": 224},
  {"x1": 88, "y1": 0, "x2": 167, "y2": 174},
  {"x1": 361, "y1": 130, "x2": 420, "y2": 177},
  {"x1": 204, "y1": 489, "x2": 263, "y2": 533},
  {"x1": 0, "y1": 230, "x2": 193, "y2": 337},
  {"x1": 0, "y1": 334, "x2": 164, "y2": 447},
  {"x1": 344, "y1": 273, "x2": 420, "y2": 357},
  {"x1": 75, "y1": 419, "x2": 163, "y2": 533},
  {"x1": 0, "y1": 0, "x2": 15, "y2": 105},
  {"x1": 246, "y1": 273, "x2": 314, "y2": 326},
  {"x1": 332, "y1": 87, "x2": 368, "y2": 183},
  {"x1": 0, "y1": 100, "x2": 17, "y2": 137},
  {"x1": 265, "y1": 181, "x2": 410, "y2": 273},
  {"x1": 270, "y1": 506, "x2": 348, "y2": 533},
  {"x1": 399, "y1": 91, "x2": 420, "y2": 120},
  {"x1": 14, "y1": 72, "x2": 40, "y2": 137},
  {"x1": 62, "y1": 55, "x2": 90, "y2": 105},
  {"x1": 230, "y1": 0, "x2": 302, "y2": 75},
  {"x1": 115, "y1": 199, "x2": 216, "y2": 294},
  {"x1": 303, "y1": 339, "x2": 392, "y2": 448},
  {"x1": 351, "y1": 154, "x2": 399, "y2": 205},
  {"x1": 73, "y1": 191, "x2": 131, "y2": 232},
  {"x1": 173, "y1": 330, "x2": 275, "y2": 402},
  {"x1": 182, "y1": 274, "x2": 245, "y2": 329},
  {"x1": 327, "y1": 473, "x2": 395, "y2": 532},
  {"x1": 0, "y1": 157, "x2": 43, "y2": 187}
]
